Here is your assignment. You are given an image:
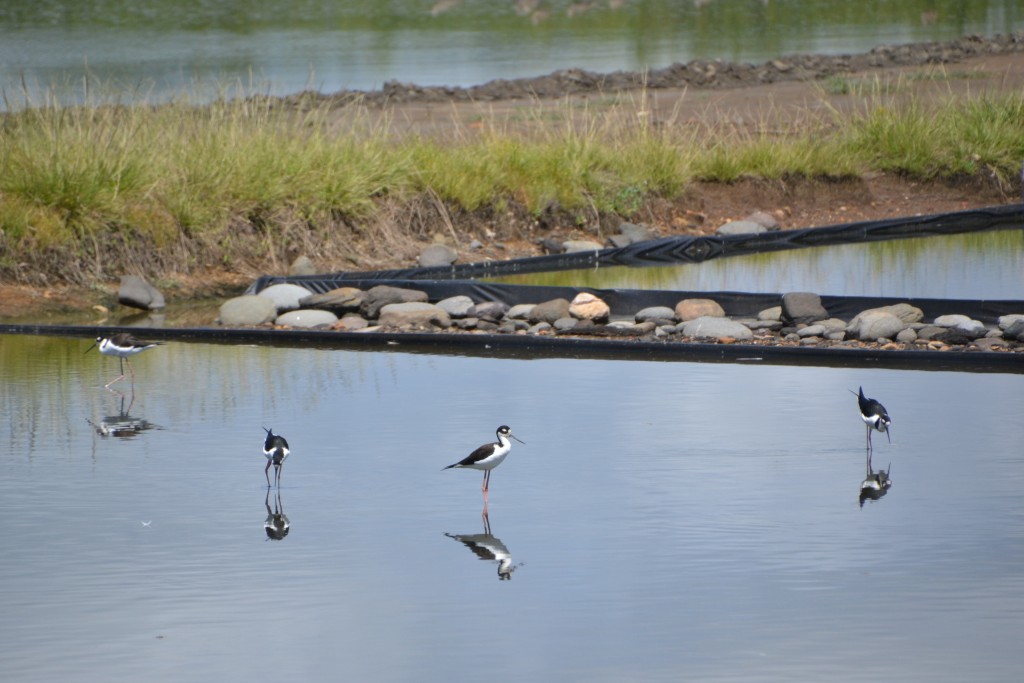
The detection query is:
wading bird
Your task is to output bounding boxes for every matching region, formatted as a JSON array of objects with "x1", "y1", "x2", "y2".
[
  {"x1": 443, "y1": 425, "x2": 524, "y2": 496},
  {"x1": 86, "y1": 333, "x2": 162, "y2": 387},
  {"x1": 263, "y1": 427, "x2": 291, "y2": 488},
  {"x1": 854, "y1": 386, "x2": 891, "y2": 450}
]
